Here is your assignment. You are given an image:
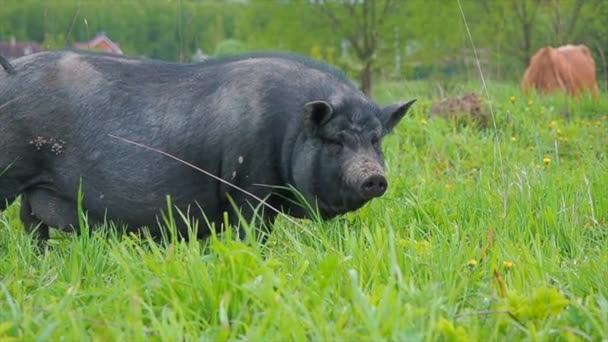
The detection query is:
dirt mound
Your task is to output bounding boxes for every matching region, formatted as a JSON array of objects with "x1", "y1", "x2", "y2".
[{"x1": 430, "y1": 92, "x2": 489, "y2": 127}]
